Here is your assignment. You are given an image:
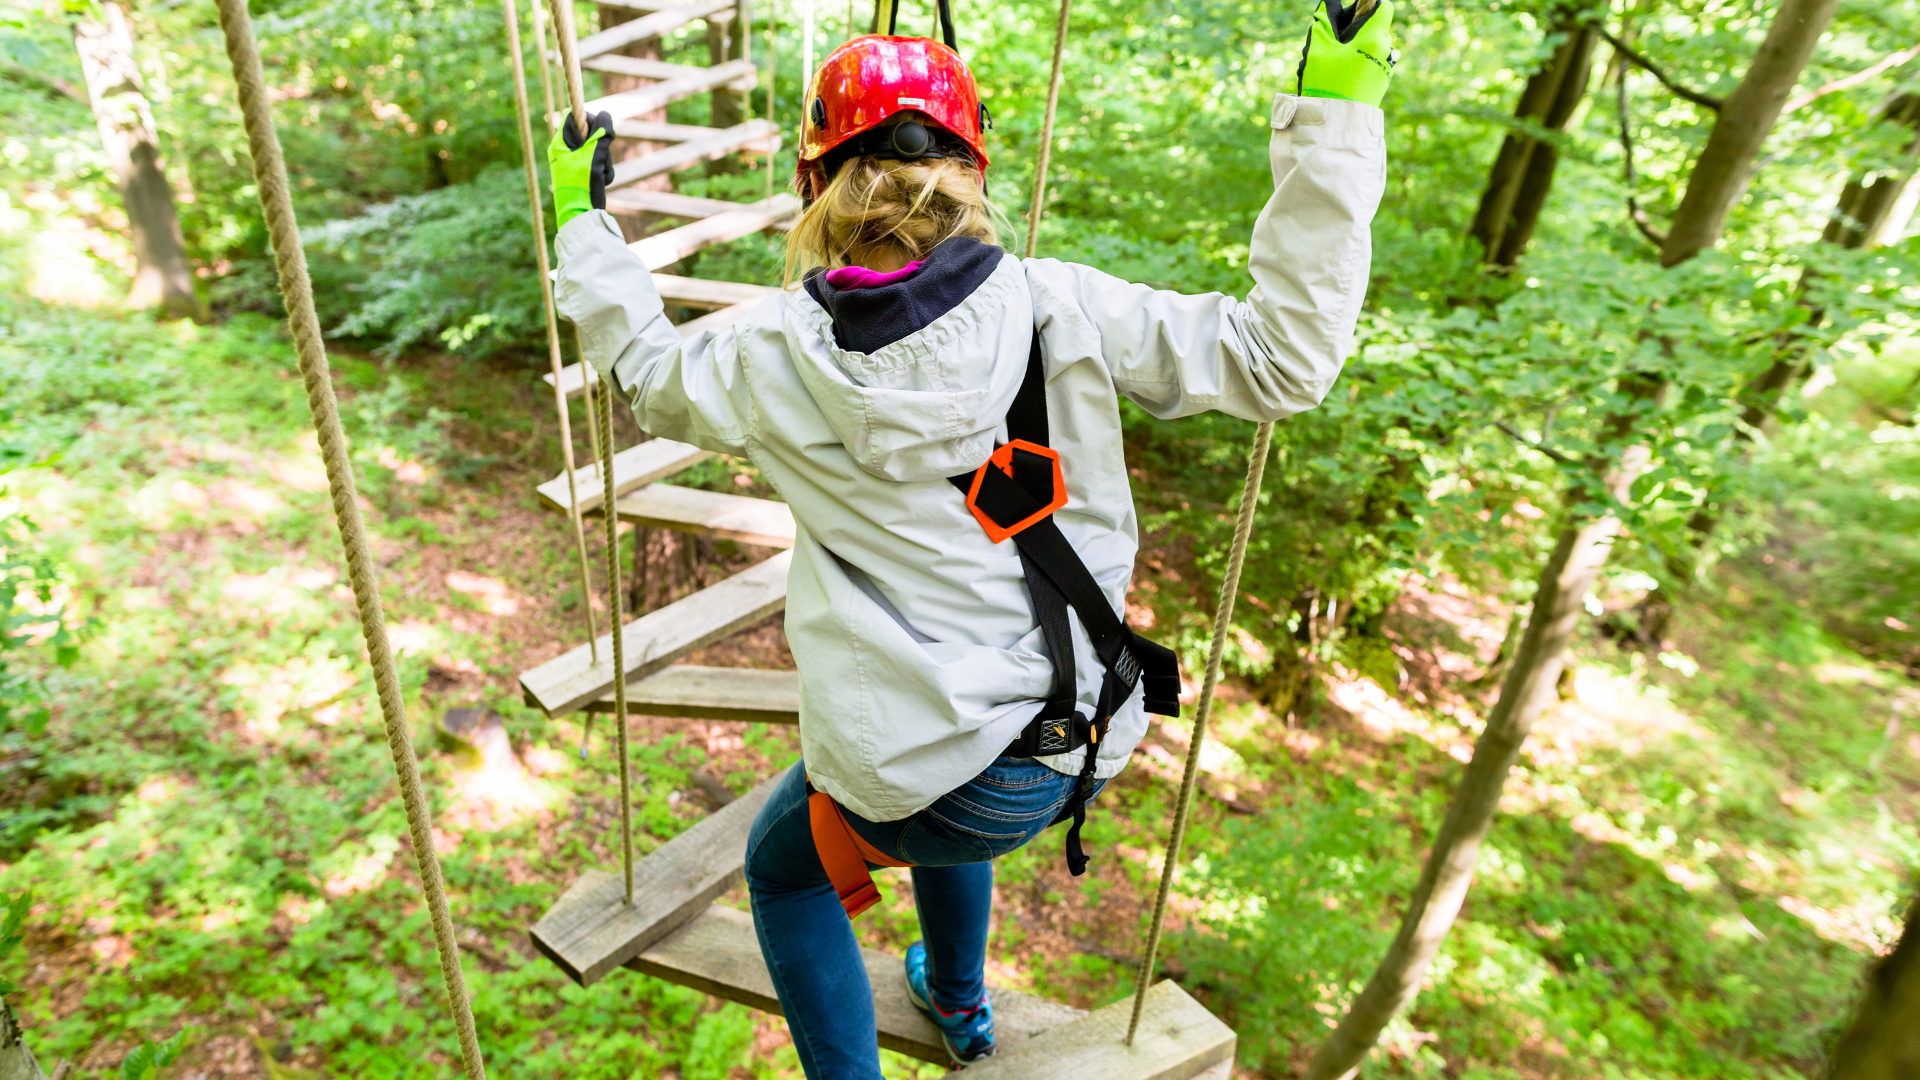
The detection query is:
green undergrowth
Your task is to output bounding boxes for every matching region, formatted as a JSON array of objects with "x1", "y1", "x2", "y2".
[{"x1": 0, "y1": 300, "x2": 839, "y2": 1077}]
